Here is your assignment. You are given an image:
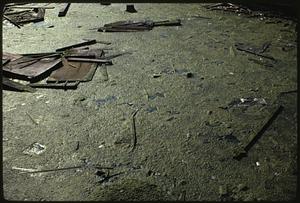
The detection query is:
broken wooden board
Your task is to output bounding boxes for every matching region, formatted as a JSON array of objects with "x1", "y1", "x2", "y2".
[
  {"x1": 233, "y1": 105, "x2": 284, "y2": 160},
  {"x1": 64, "y1": 48, "x2": 104, "y2": 58},
  {"x1": 3, "y1": 77, "x2": 36, "y2": 92},
  {"x1": 3, "y1": 54, "x2": 62, "y2": 81},
  {"x1": 2, "y1": 59, "x2": 11, "y2": 66},
  {"x1": 58, "y1": 3, "x2": 71, "y2": 17},
  {"x1": 98, "y1": 19, "x2": 181, "y2": 32},
  {"x1": 4, "y1": 8, "x2": 45, "y2": 25},
  {"x1": 29, "y1": 81, "x2": 80, "y2": 89},
  {"x1": 46, "y1": 61, "x2": 98, "y2": 83},
  {"x1": 56, "y1": 40, "x2": 97, "y2": 52}
]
